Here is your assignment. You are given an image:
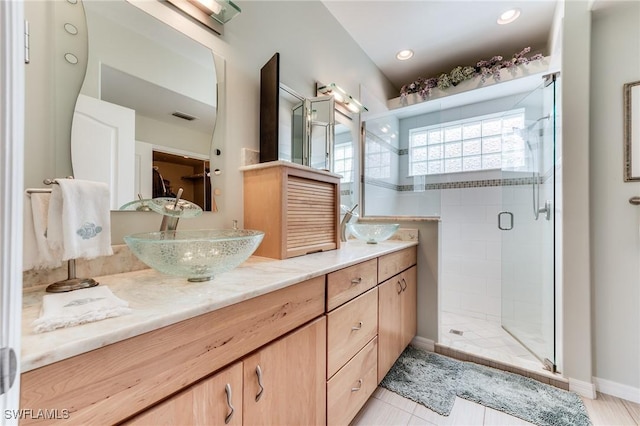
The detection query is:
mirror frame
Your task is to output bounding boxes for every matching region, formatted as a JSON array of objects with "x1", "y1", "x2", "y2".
[{"x1": 624, "y1": 80, "x2": 640, "y2": 182}]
